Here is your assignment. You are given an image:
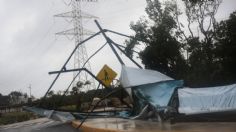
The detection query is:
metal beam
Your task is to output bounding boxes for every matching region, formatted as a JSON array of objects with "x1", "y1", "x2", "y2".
[
  {"x1": 106, "y1": 29, "x2": 148, "y2": 44},
  {"x1": 39, "y1": 31, "x2": 102, "y2": 106},
  {"x1": 113, "y1": 43, "x2": 140, "y2": 54},
  {"x1": 102, "y1": 28, "x2": 142, "y2": 68},
  {"x1": 94, "y1": 20, "x2": 125, "y2": 65},
  {"x1": 49, "y1": 68, "x2": 83, "y2": 74},
  {"x1": 49, "y1": 68, "x2": 109, "y2": 89},
  {"x1": 105, "y1": 29, "x2": 133, "y2": 38},
  {"x1": 112, "y1": 41, "x2": 143, "y2": 69},
  {"x1": 56, "y1": 43, "x2": 108, "y2": 107}
]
